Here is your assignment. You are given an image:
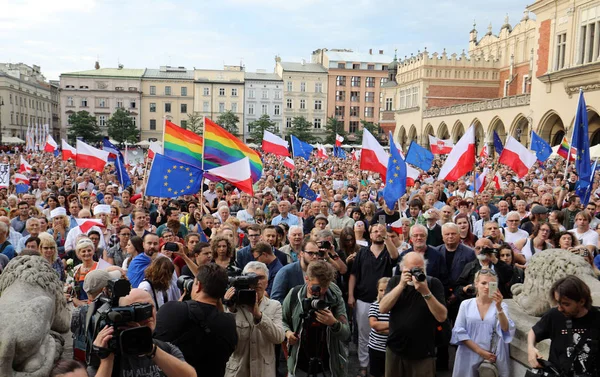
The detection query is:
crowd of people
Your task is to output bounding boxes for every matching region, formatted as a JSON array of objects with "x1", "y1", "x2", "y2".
[{"x1": 2, "y1": 147, "x2": 600, "y2": 377}]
